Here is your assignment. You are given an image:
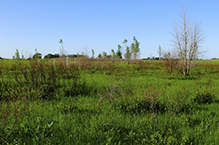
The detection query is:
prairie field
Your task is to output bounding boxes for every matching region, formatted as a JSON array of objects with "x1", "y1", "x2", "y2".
[{"x1": 1, "y1": 58, "x2": 219, "y2": 144}]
